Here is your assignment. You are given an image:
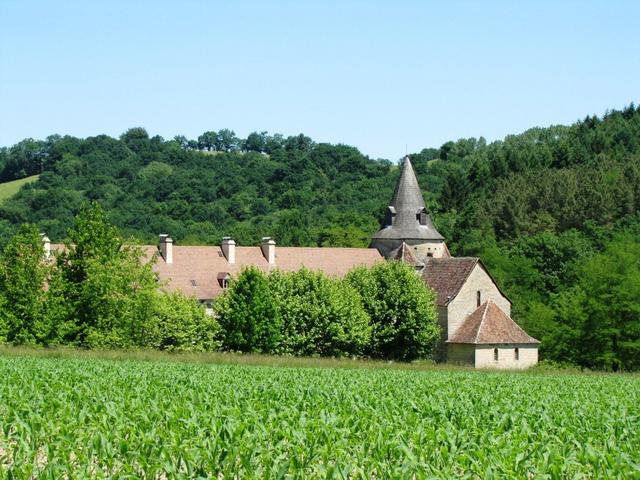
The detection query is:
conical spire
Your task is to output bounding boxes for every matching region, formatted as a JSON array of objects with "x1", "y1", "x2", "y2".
[
  {"x1": 371, "y1": 156, "x2": 444, "y2": 241},
  {"x1": 390, "y1": 157, "x2": 425, "y2": 212}
]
